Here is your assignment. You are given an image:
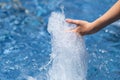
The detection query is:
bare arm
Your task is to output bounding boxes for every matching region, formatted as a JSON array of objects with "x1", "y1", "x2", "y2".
[
  {"x1": 92, "y1": 0, "x2": 120, "y2": 31},
  {"x1": 66, "y1": 0, "x2": 120, "y2": 35}
]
